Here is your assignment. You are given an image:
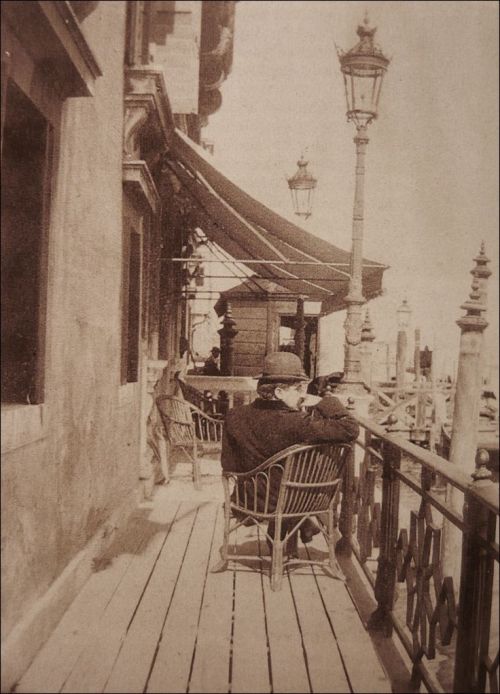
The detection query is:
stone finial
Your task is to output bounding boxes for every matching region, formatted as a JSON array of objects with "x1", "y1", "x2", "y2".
[
  {"x1": 457, "y1": 257, "x2": 489, "y2": 334},
  {"x1": 385, "y1": 413, "x2": 399, "y2": 431},
  {"x1": 361, "y1": 309, "x2": 375, "y2": 342},
  {"x1": 472, "y1": 241, "x2": 492, "y2": 280},
  {"x1": 471, "y1": 241, "x2": 491, "y2": 309},
  {"x1": 472, "y1": 449, "x2": 492, "y2": 482},
  {"x1": 221, "y1": 302, "x2": 237, "y2": 333}
]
